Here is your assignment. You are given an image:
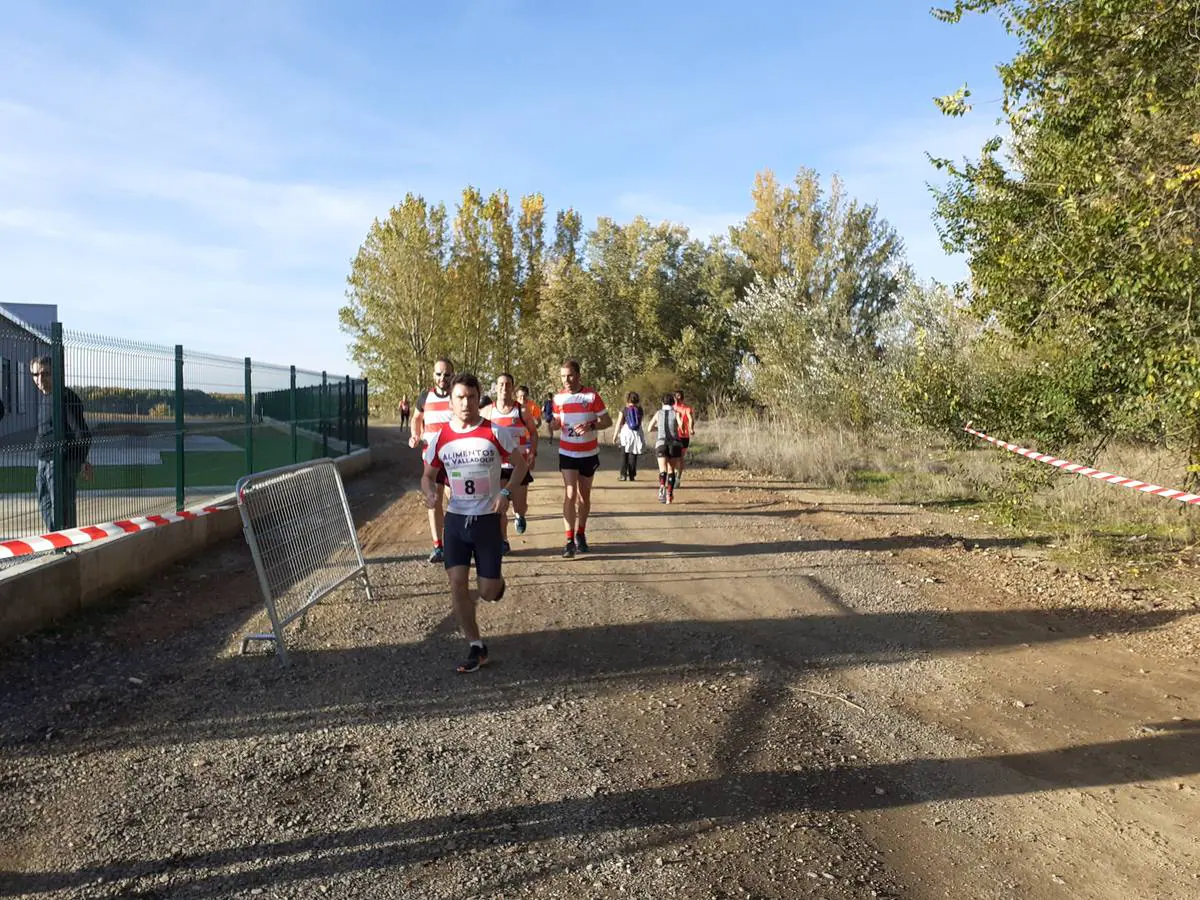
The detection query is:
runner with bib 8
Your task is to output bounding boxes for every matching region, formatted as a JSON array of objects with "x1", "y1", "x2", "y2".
[{"x1": 421, "y1": 373, "x2": 529, "y2": 673}]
